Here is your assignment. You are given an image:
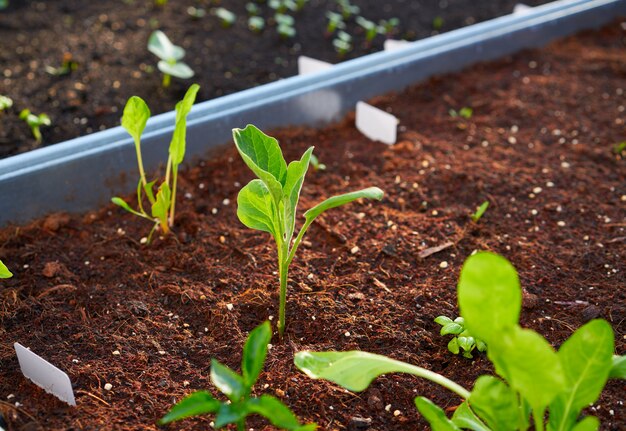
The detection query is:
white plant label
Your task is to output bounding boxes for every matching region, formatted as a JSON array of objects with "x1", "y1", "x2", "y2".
[
  {"x1": 513, "y1": 3, "x2": 532, "y2": 14},
  {"x1": 384, "y1": 39, "x2": 410, "y2": 52},
  {"x1": 14, "y1": 343, "x2": 76, "y2": 406},
  {"x1": 355, "y1": 101, "x2": 399, "y2": 145},
  {"x1": 298, "y1": 56, "x2": 333, "y2": 76}
]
